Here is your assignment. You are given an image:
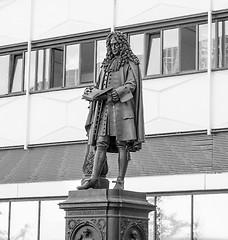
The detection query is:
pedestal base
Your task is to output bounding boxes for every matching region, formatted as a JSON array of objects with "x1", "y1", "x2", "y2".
[{"x1": 59, "y1": 189, "x2": 155, "y2": 240}]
